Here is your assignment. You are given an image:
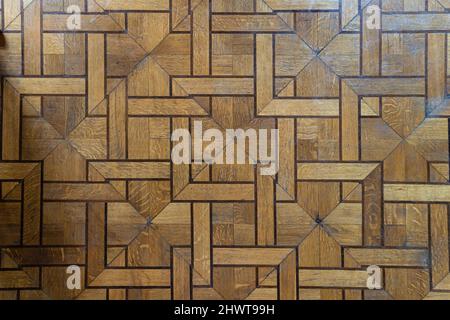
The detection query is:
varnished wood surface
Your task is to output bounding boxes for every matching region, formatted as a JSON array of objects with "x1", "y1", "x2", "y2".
[{"x1": 0, "y1": 0, "x2": 450, "y2": 300}]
